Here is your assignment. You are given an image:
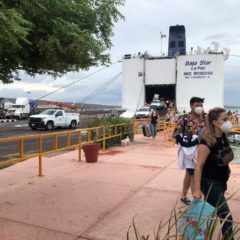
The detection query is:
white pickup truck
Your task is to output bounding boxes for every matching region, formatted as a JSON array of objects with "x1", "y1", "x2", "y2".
[
  {"x1": 135, "y1": 107, "x2": 152, "y2": 118},
  {"x1": 29, "y1": 109, "x2": 80, "y2": 130}
]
